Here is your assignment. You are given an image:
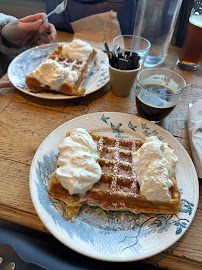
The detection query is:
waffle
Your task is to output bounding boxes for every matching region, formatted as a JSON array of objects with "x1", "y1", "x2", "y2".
[
  {"x1": 25, "y1": 43, "x2": 97, "y2": 96},
  {"x1": 48, "y1": 133, "x2": 181, "y2": 222}
]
